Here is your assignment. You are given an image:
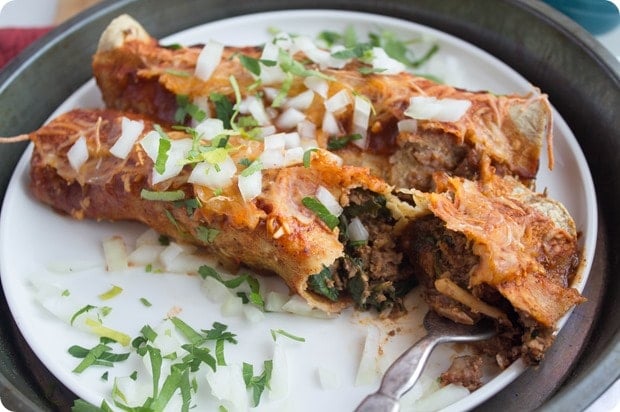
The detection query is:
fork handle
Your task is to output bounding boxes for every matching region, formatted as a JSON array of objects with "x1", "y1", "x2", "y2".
[{"x1": 355, "y1": 334, "x2": 440, "y2": 412}]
